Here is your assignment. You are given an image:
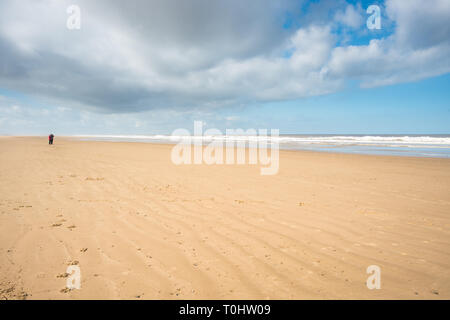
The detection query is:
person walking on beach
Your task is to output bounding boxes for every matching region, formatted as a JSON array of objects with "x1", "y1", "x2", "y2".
[{"x1": 49, "y1": 133, "x2": 54, "y2": 145}]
